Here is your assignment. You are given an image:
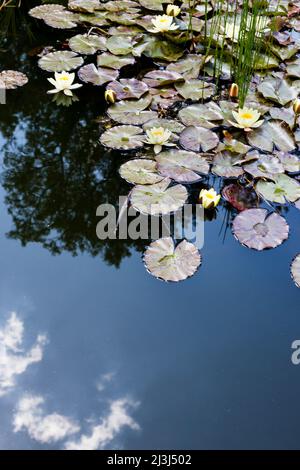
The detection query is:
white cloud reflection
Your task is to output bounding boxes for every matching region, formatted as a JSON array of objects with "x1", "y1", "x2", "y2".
[
  {"x1": 65, "y1": 398, "x2": 140, "y2": 450},
  {"x1": 13, "y1": 394, "x2": 80, "y2": 444},
  {"x1": 0, "y1": 312, "x2": 47, "y2": 396}
]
